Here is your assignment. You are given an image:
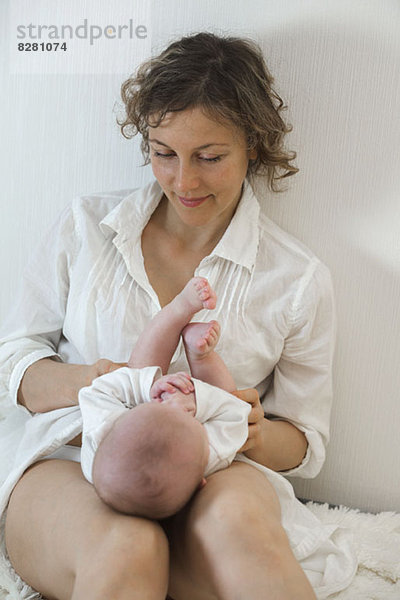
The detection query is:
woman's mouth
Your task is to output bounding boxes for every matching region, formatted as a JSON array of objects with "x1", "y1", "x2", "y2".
[{"x1": 177, "y1": 195, "x2": 210, "y2": 208}]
